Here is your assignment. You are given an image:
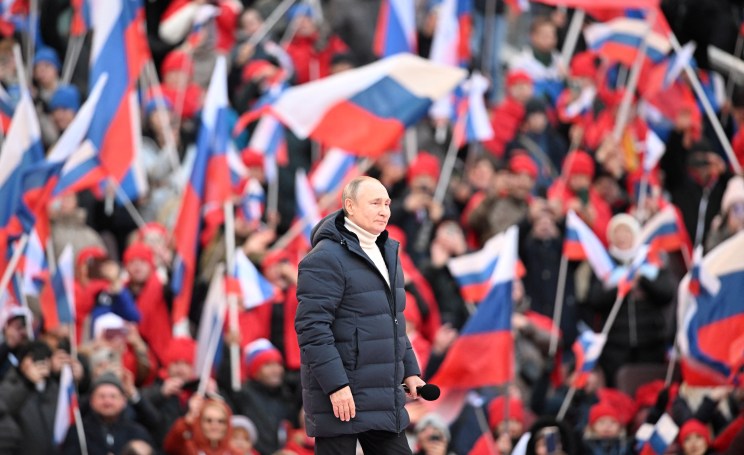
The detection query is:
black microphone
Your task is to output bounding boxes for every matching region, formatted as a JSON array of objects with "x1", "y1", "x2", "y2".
[{"x1": 402, "y1": 383, "x2": 440, "y2": 401}]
